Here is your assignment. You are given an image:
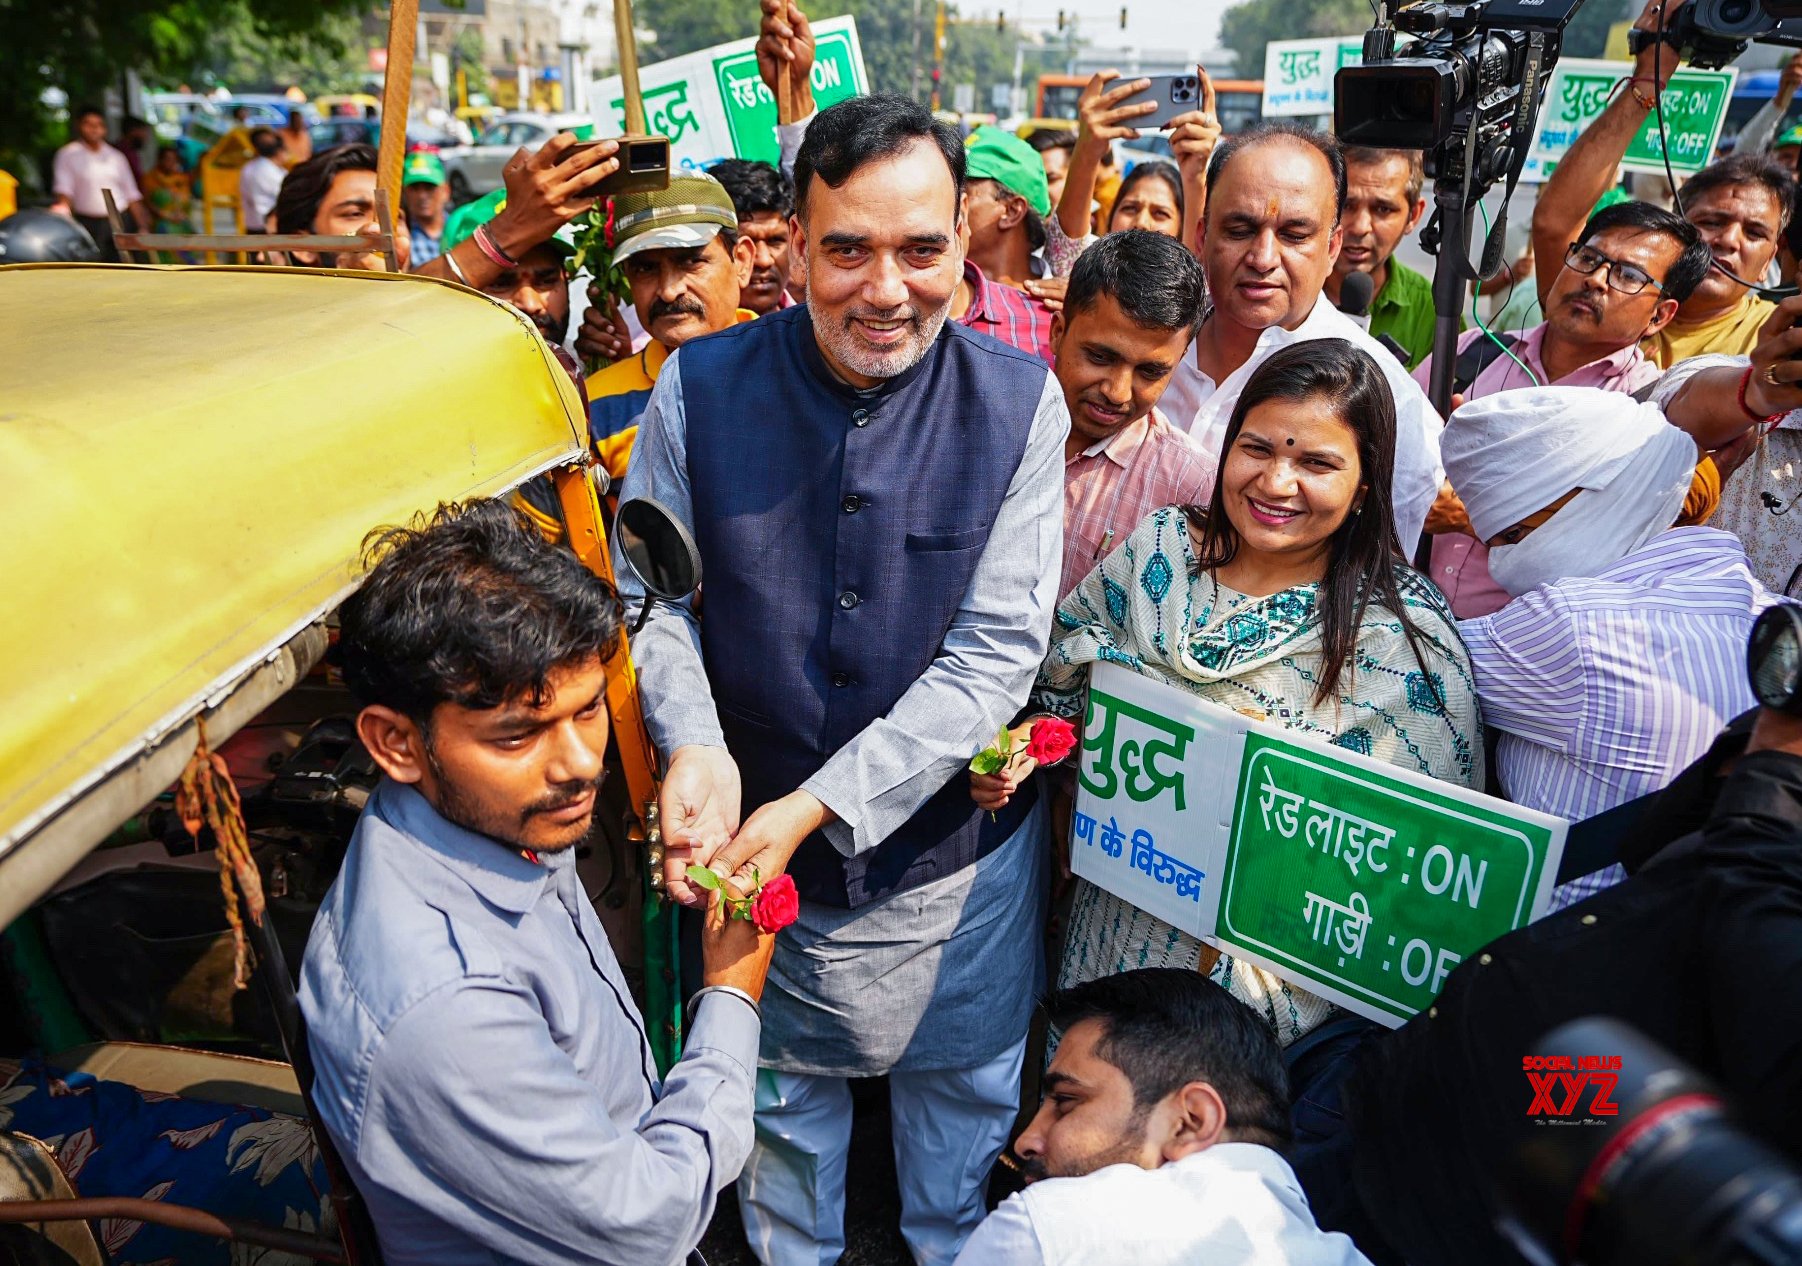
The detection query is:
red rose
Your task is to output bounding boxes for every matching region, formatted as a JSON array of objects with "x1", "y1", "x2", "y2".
[
  {"x1": 1025, "y1": 716, "x2": 1077, "y2": 766},
  {"x1": 750, "y1": 873, "x2": 800, "y2": 933}
]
